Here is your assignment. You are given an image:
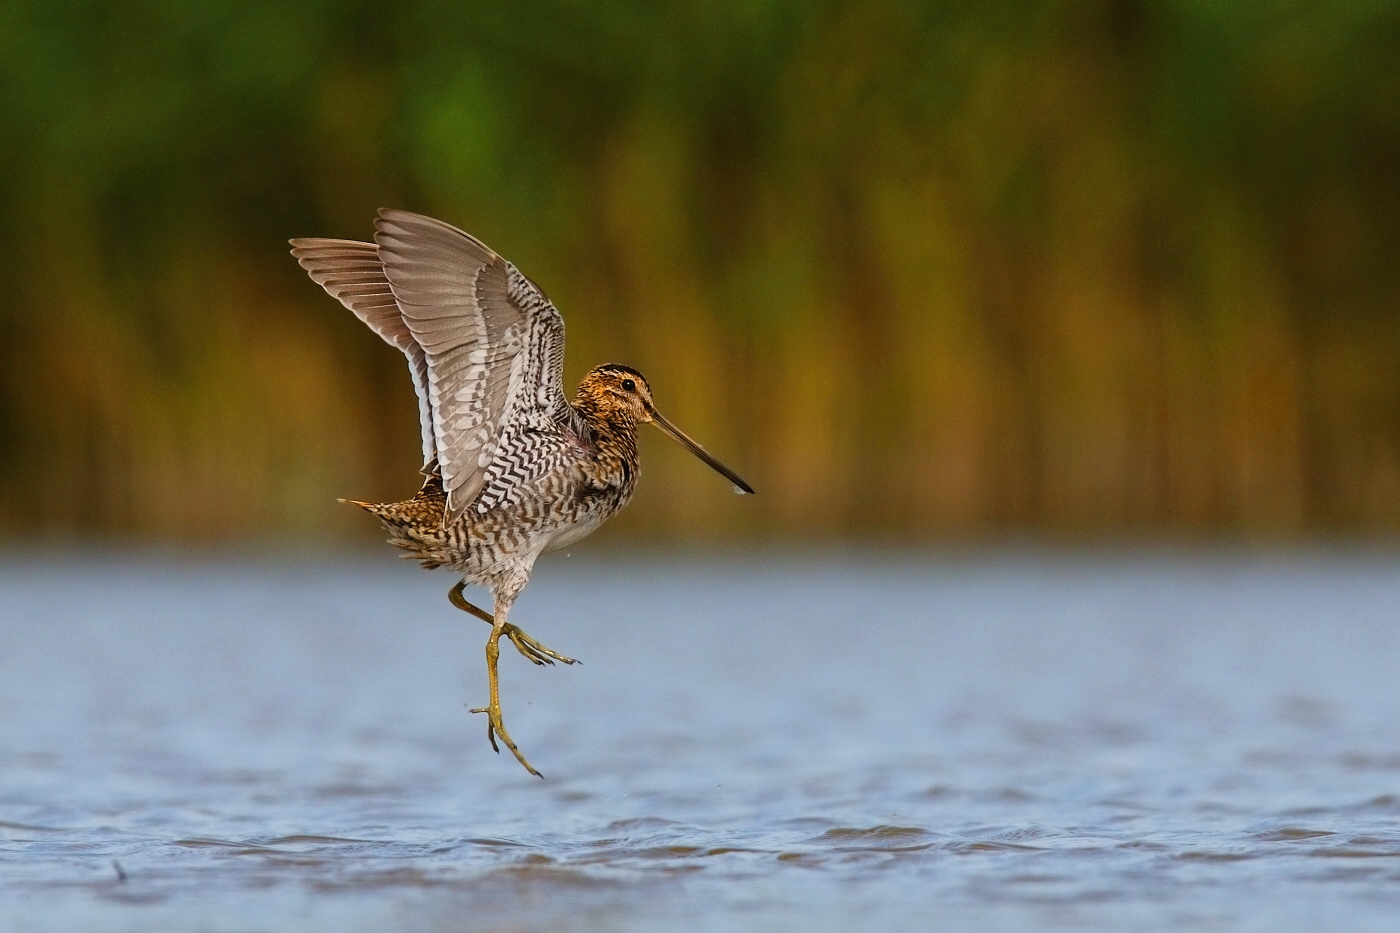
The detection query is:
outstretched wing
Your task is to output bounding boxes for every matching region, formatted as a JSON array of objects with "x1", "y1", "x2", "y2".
[
  {"x1": 289, "y1": 238, "x2": 438, "y2": 472},
  {"x1": 372, "y1": 209, "x2": 574, "y2": 520}
]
